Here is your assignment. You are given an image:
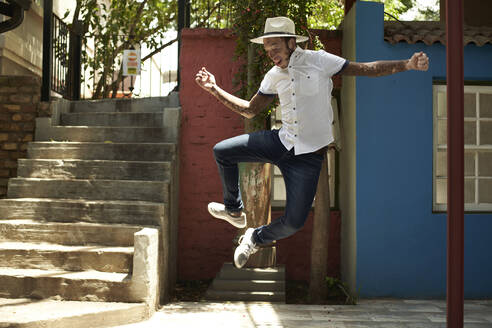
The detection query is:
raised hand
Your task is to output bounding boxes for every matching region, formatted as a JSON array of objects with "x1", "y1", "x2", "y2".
[
  {"x1": 195, "y1": 67, "x2": 216, "y2": 92},
  {"x1": 407, "y1": 52, "x2": 429, "y2": 71}
]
